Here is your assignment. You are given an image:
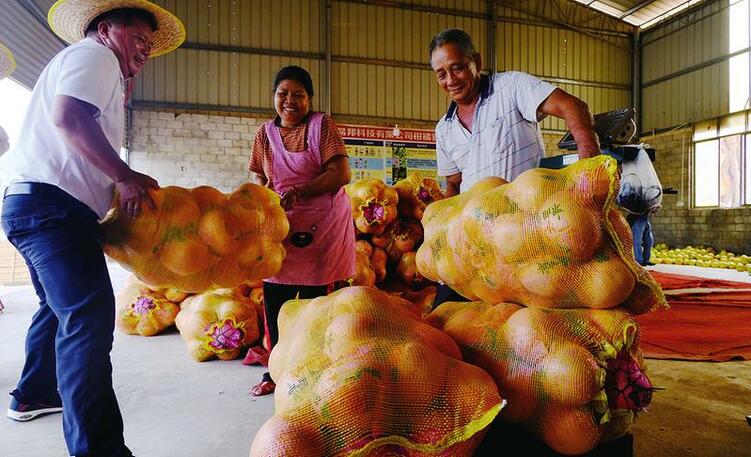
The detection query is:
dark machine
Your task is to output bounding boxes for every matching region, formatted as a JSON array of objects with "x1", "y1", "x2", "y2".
[{"x1": 540, "y1": 107, "x2": 676, "y2": 213}]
